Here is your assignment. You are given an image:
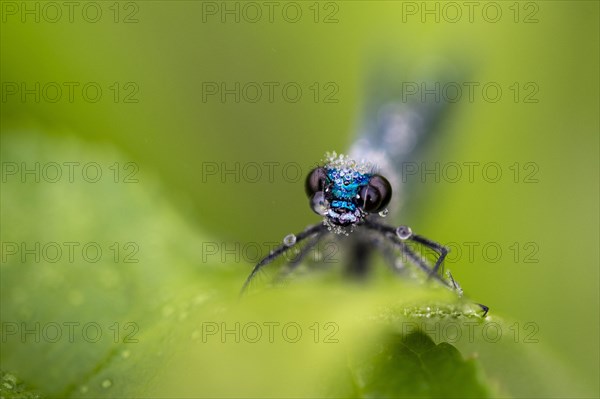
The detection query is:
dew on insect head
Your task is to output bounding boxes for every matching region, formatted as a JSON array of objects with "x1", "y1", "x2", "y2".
[{"x1": 378, "y1": 208, "x2": 389, "y2": 217}]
